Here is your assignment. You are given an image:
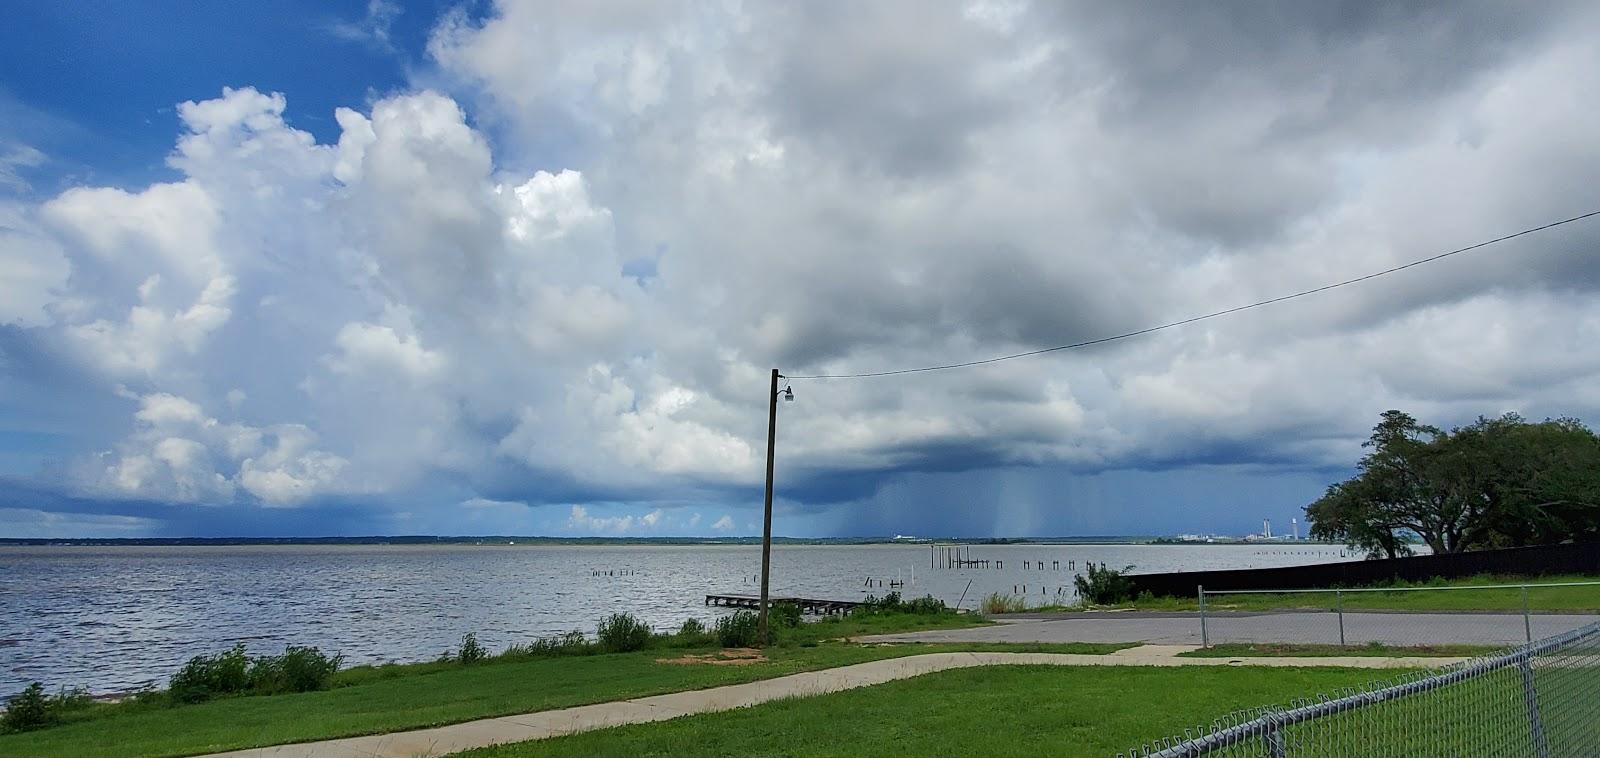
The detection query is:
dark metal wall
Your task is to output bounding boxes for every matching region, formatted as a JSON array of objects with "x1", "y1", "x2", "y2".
[{"x1": 1128, "y1": 541, "x2": 1600, "y2": 597}]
